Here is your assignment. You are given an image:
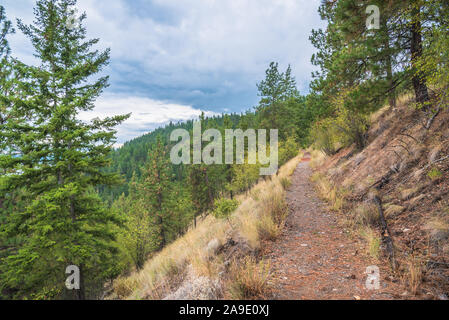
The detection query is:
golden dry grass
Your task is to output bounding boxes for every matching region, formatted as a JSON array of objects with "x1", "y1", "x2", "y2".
[
  {"x1": 111, "y1": 153, "x2": 302, "y2": 300},
  {"x1": 226, "y1": 256, "x2": 271, "y2": 300},
  {"x1": 360, "y1": 227, "x2": 381, "y2": 260}
]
